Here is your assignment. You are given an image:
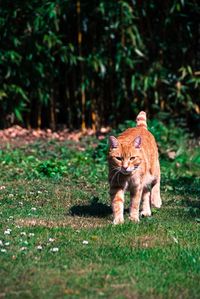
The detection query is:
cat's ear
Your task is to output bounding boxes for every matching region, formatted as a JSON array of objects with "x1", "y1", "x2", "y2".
[
  {"x1": 133, "y1": 136, "x2": 141, "y2": 149},
  {"x1": 109, "y1": 136, "x2": 119, "y2": 148}
]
